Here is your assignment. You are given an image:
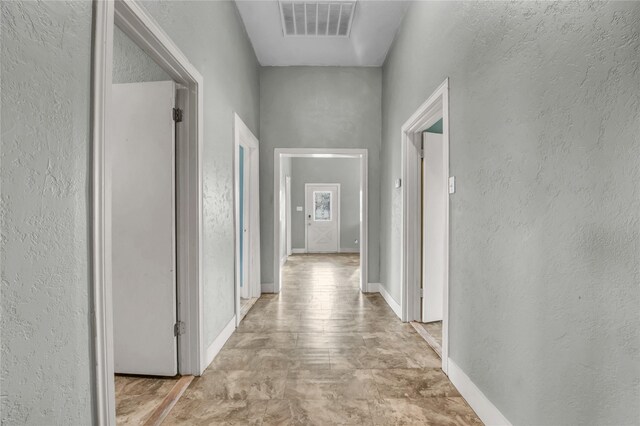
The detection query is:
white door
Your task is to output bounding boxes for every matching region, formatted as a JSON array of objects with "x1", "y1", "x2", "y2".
[
  {"x1": 421, "y1": 132, "x2": 445, "y2": 323},
  {"x1": 112, "y1": 81, "x2": 178, "y2": 376},
  {"x1": 305, "y1": 184, "x2": 340, "y2": 253}
]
